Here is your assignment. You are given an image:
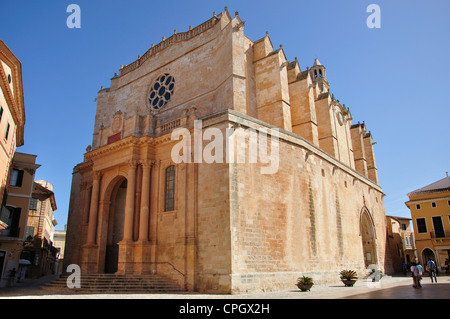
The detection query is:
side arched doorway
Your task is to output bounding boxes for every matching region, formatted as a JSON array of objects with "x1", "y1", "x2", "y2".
[
  {"x1": 104, "y1": 177, "x2": 127, "y2": 273},
  {"x1": 360, "y1": 208, "x2": 378, "y2": 268},
  {"x1": 422, "y1": 248, "x2": 436, "y2": 266}
]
